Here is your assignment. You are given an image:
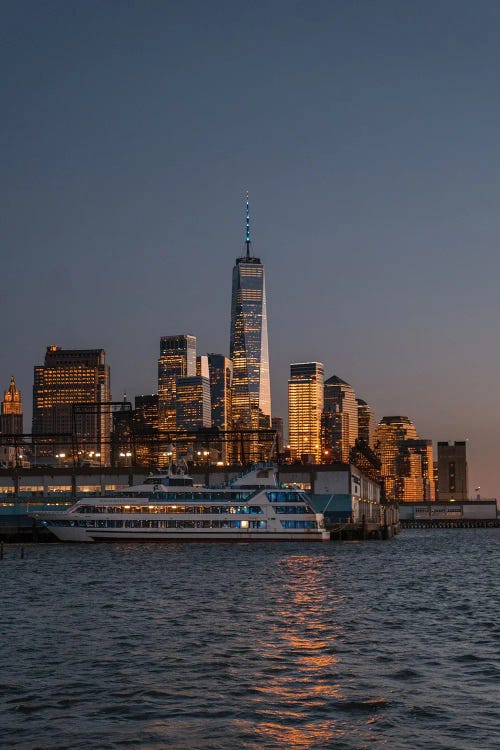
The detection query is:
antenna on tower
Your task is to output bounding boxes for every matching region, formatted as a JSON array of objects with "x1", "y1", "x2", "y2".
[{"x1": 245, "y1": 192, "x2": 251, "y2": 258}]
